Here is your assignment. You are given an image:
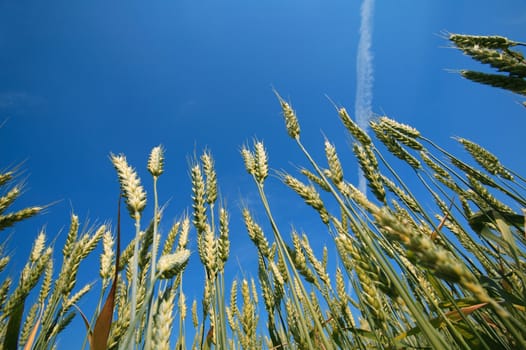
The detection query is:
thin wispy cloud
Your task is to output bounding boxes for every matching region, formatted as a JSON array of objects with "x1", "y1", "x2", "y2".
[
  {"x1": 0, "y1": 92, "x2": 28, "y2": 109},
  {"x1": 354, "y1": 0, "x2": 375, "y2": 194},
  {"x1": 0, "y1": 91, "x2": 44, "y2": 112}
]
